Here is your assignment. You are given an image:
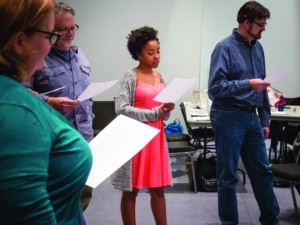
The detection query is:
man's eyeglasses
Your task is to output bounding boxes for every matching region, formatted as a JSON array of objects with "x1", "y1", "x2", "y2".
[
  {"x1": 252, "y1": 21, "x2": 267, "y2": 28},
  {"x1": 33, "y1": 29, "x2": 61, "y2": 45},
  {"x1": 55, "y1": 24, "x2": 79, "y2": 34}
]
